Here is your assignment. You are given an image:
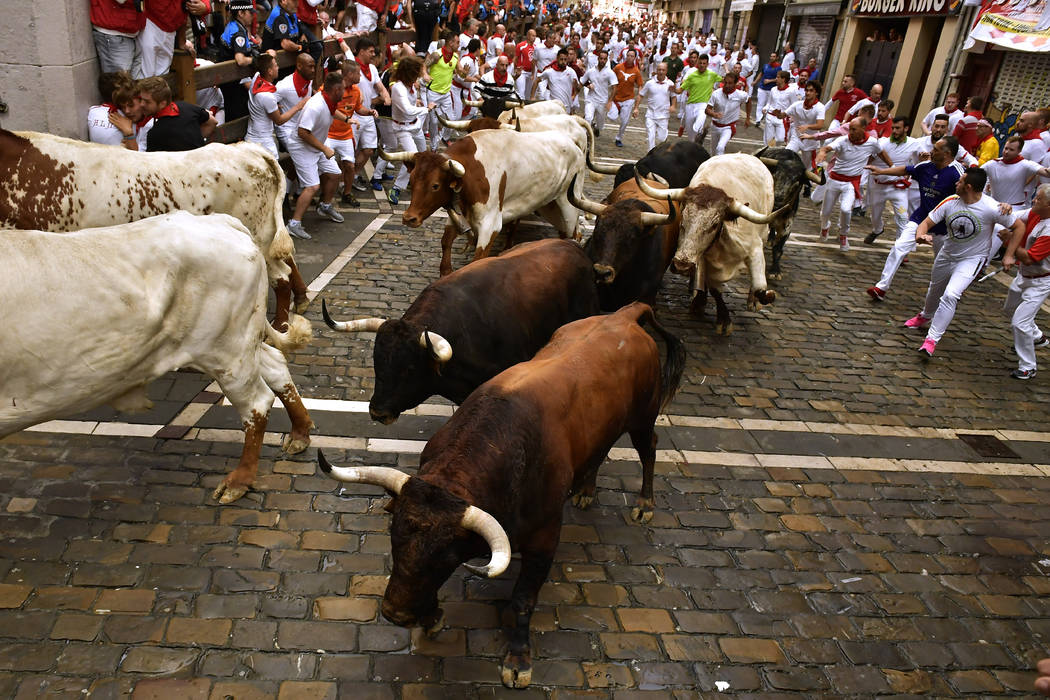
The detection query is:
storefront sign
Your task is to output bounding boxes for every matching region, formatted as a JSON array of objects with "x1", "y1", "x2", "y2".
[
  {"x1": 966, "y1": 0, "x2": 1050, "y2": 51},
  {"x1": 730, "y1": 0, "x2": 755, "y2": 11},
  {"x1": 851, "y1": 0, "x2": 962, "y2": 17}
]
